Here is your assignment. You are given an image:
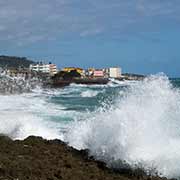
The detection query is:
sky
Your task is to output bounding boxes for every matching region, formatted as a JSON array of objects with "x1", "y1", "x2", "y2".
[{"x1": 0, "y1": 0, "x2": 180, "y2": 77}]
